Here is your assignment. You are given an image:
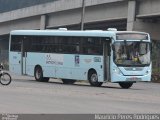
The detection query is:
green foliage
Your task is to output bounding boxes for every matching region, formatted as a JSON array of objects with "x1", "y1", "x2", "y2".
[{"x1": 152, "y1": 41, "x2": 160, "y2": 74}]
